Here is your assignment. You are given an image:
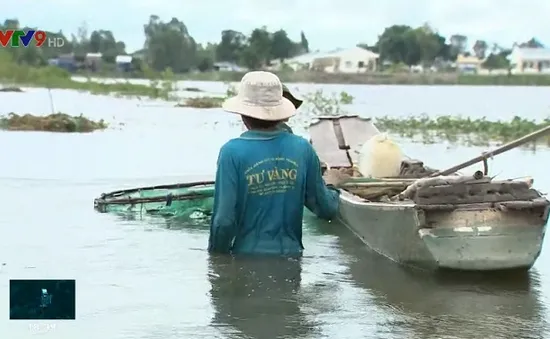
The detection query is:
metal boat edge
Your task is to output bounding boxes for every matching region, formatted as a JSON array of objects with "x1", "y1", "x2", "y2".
[{"x1": 337, "y1": 190, "x2": 550, "y2": 271}]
